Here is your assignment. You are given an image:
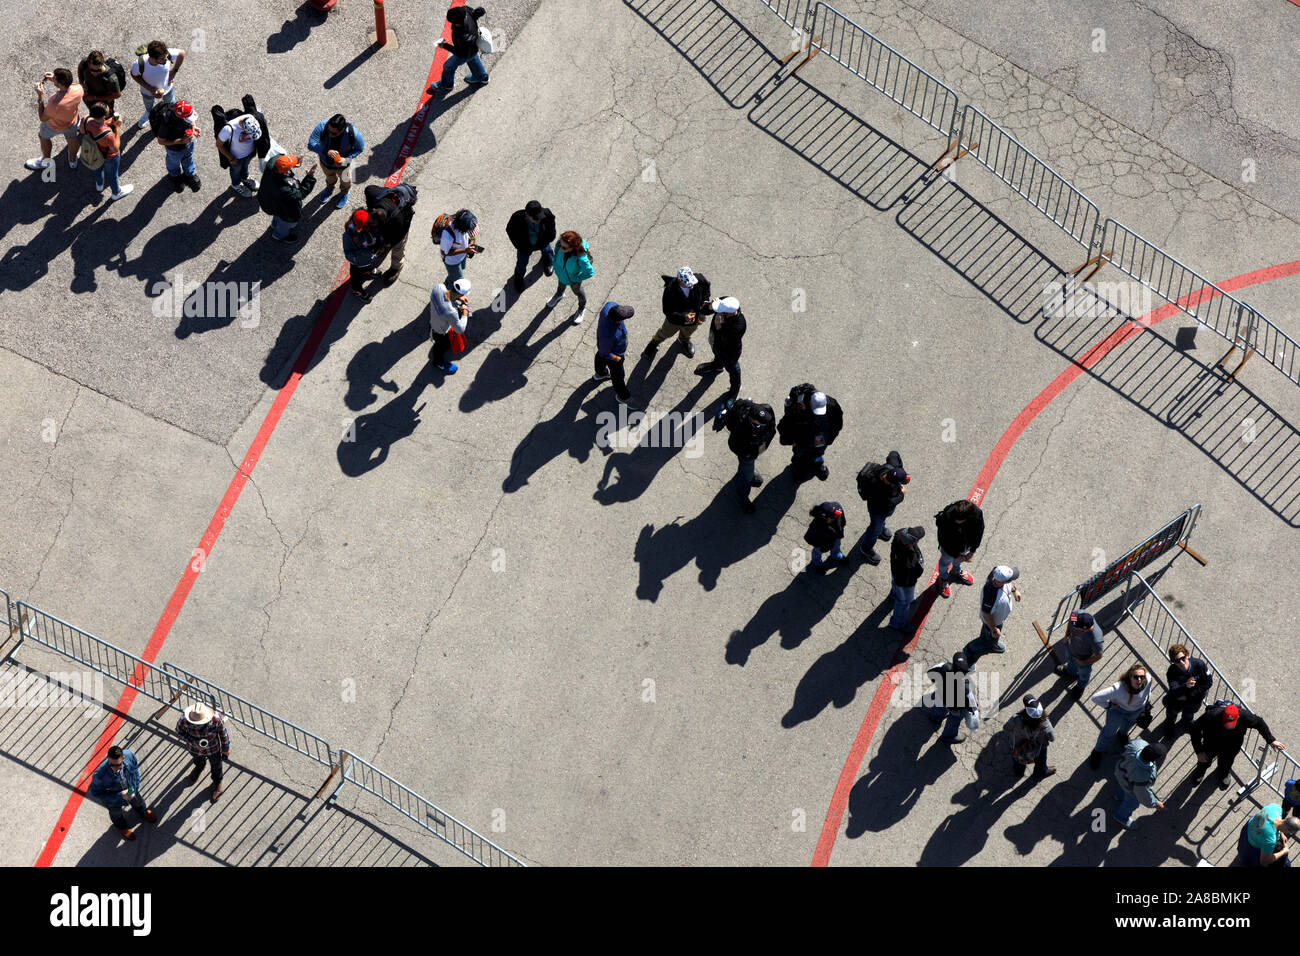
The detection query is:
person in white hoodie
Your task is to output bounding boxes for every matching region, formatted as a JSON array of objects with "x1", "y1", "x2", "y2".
[
  {"x1": 429, "y1": 277, "x2": 470, "y2": 375},
  {"x1": 1088, "y1": 663, "x2": 1151, "y2": 770}
]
